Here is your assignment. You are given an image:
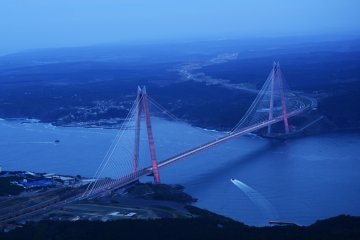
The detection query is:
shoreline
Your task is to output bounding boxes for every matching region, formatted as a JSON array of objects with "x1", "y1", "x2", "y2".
[
  {"x1": 0, "y1": 117, "x2": 359, "y2": 227},
  {"x1": 1, "y1": 170, "x2": 360, "y2": 228},
  {"x1": 3, "y1": 116, "x2": 359, "y2": 137}
]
